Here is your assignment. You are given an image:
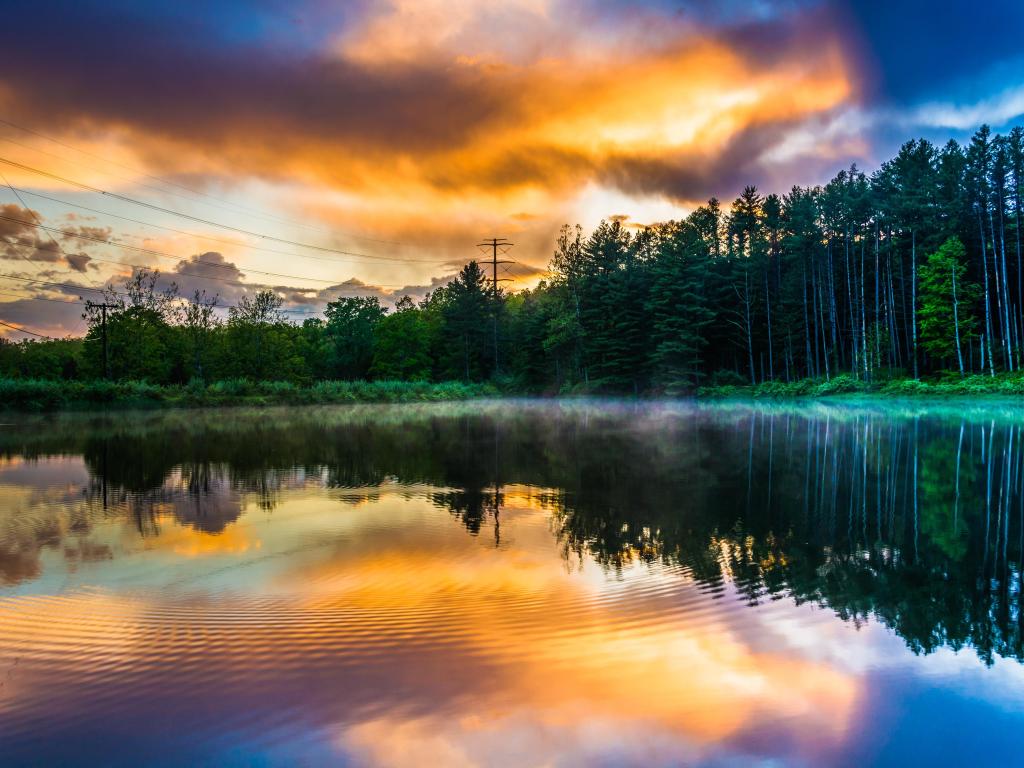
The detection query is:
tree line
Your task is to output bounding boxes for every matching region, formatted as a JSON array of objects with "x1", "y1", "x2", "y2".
[{"x1": 2, "y1": 124, "x2": 1023, "y2": 392}]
